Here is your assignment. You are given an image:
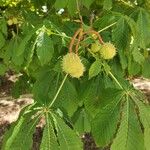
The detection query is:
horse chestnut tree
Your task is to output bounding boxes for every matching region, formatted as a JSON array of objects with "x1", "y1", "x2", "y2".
[{"x1": 0, "y1": 0, "x2": 150, "y2": 150}]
